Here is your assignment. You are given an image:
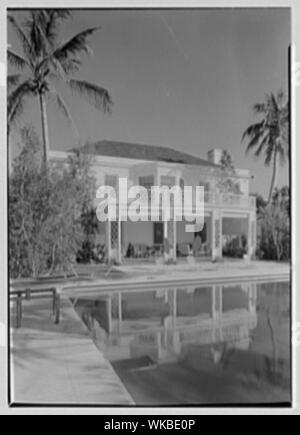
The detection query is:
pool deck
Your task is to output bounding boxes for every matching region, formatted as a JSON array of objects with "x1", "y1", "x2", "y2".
[
  {"x1": 9, "y1": 260, "x2": 290, "y2": 406},
  {"x1": 63, "y1": 260, "x2": 290, "y2": 296},
  {"x1": 10, "y1": 297, "x2": 134, "y2": 406}
]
